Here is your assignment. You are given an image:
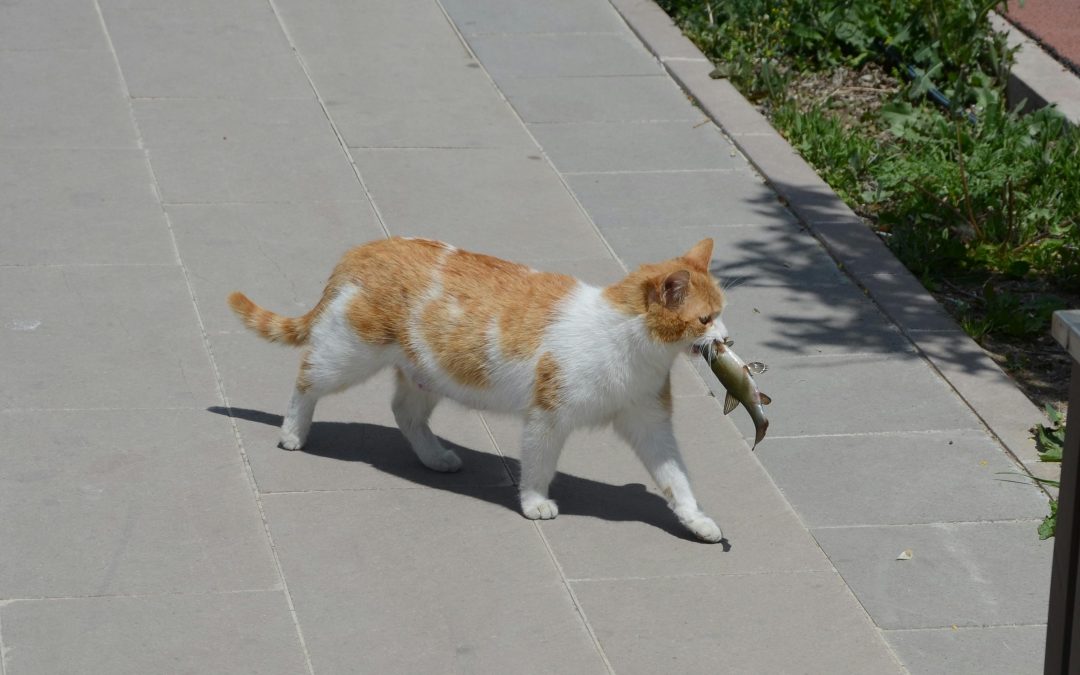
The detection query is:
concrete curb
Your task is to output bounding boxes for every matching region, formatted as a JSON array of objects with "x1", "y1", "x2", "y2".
[
  {"x1": 607, "y1": 0, "x2": 1057, "y2": 487},
  {"x1": 991, "y1": 13, "x2": 1080, "y2": 124}
]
